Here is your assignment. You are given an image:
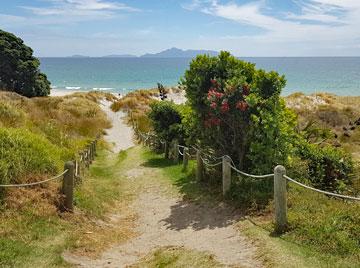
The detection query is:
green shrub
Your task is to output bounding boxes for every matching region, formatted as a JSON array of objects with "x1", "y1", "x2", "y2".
[
  {"x1": 296, "y1": 141, "x2": 353, "y2": 191},
  {"x1": 182, "y1": 51, "x2": 297, "y2": 173},
  {"x1": 0, "y1": 128, "x2": 66, "y2": 185},
  {"x1": 149, "y1": 101, "x2": 186, "y2": 144},
  {"x1": 0, "y1": 30, "x2": 50, "y2": 97}
]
